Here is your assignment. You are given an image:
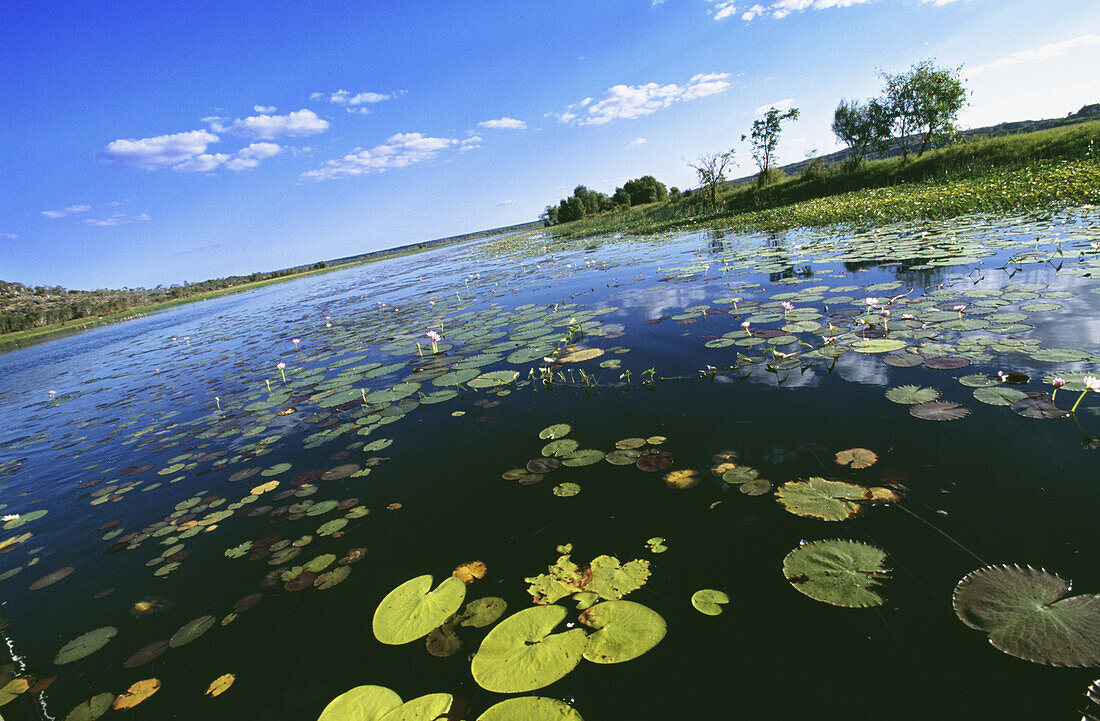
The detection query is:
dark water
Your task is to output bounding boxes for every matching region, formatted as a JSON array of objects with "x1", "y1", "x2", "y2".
[{"x1": 1, "y1": 211, "x2": 1099, "y2": 720}]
